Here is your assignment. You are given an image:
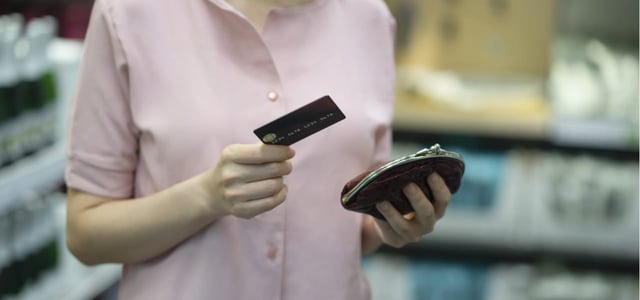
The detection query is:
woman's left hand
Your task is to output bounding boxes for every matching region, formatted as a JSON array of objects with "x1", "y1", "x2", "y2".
[{"x1": 372, "y1": 172, "x2": 451, "y2": 248}]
